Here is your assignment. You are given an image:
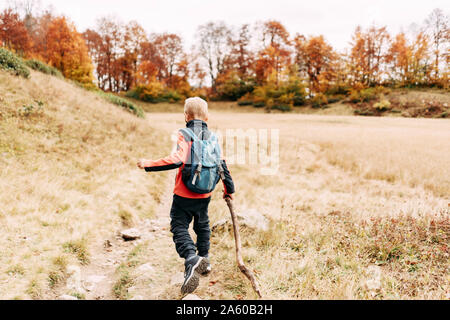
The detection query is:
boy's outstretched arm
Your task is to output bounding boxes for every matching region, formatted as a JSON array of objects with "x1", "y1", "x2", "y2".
[
  {"x1": 137, "y1": 132, "x2": 189, "y2": 172},
  {"x1": 220, "y1": 160, "x2": 235, "y2": 199}
]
